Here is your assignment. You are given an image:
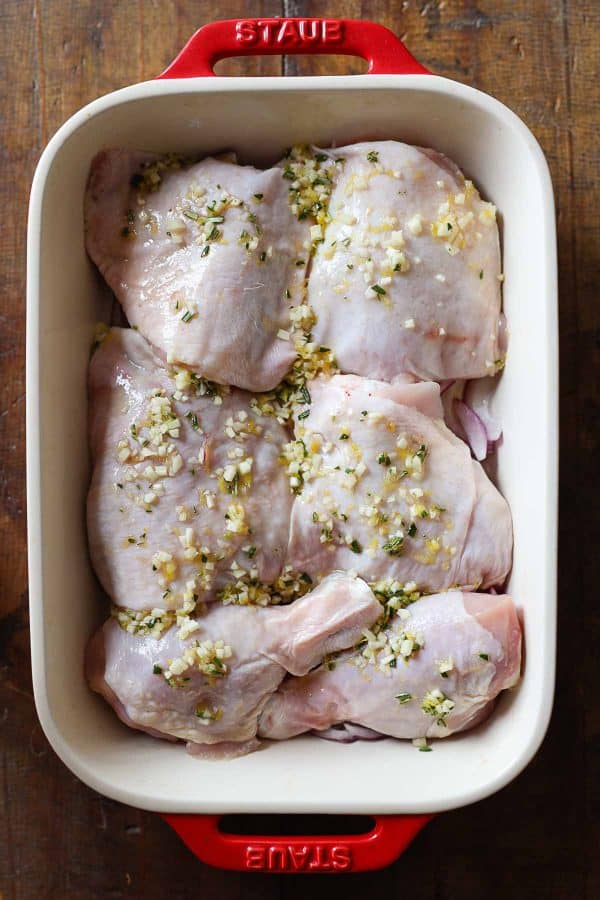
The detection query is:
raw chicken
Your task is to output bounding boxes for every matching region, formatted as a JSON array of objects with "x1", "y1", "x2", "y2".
[
  {"x1": 85, "y1": 150, "x2": 311, "y2": 391},
  {"x1": 284, "y1": 374, "x2": 512, "y2": 591},
  {"x1": 86, "y1": 572, "x2": 382, "y2": 751},
  {"x1": 258, "y1": 591, "x2": 521, "y2": 741},
  {"x1": 307, "y1": 141, "x2": 503, "y2": 382},
  {"x1": 83, "y1": 140, "x2": 520, "y2": 759},
  {"x1": 87, "y1": 327, "x2": 293, "y2": 612}
]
